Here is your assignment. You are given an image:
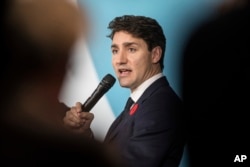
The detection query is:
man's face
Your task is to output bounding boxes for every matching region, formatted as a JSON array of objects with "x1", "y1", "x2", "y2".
[{"x1": 111, "y1": 31, "x2": 161, "y2": 92}]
